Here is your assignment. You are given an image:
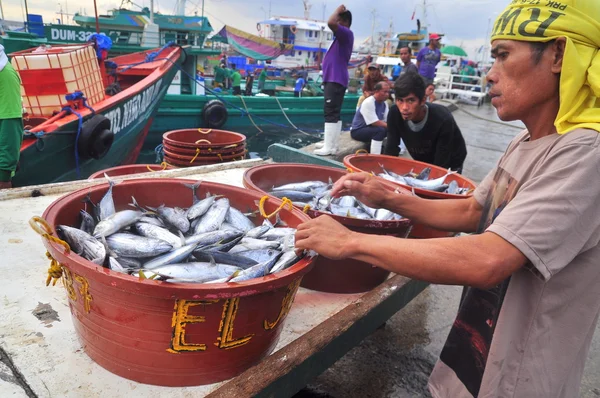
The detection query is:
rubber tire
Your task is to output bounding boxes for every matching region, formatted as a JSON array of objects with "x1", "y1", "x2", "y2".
[
  {"x1": 202, "y1": 100, "x2": 228, "y2": 129},
  {"x1": 77, "y1": 114, "x2": 114, "y2": 160}
]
